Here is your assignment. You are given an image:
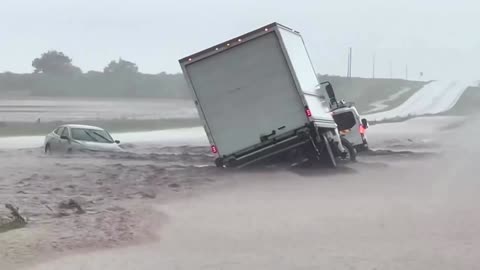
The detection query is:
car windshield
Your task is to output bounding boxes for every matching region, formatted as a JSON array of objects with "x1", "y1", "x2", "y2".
[{"x1": 71, "y1": 128, "x2": 114, "y2": 143}]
